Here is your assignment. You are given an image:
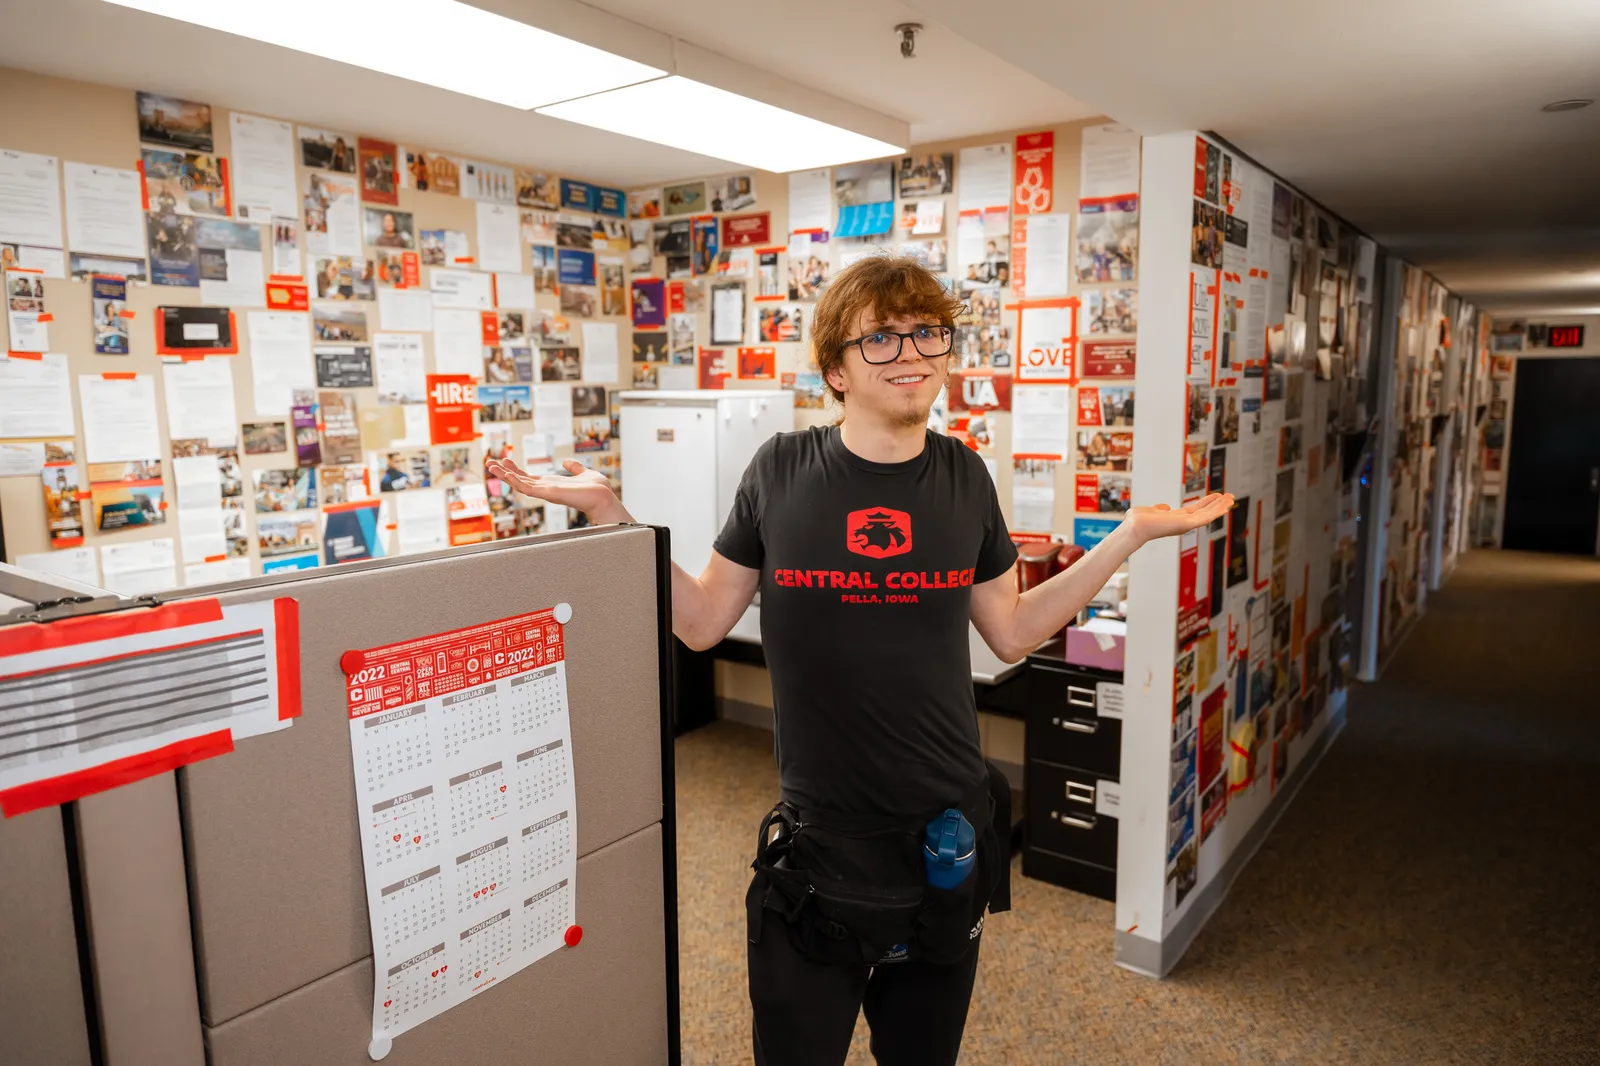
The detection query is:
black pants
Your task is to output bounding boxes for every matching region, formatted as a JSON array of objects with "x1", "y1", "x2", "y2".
[{"x1": 746, "y1": 875, "x2": 982, "y2": 1066}]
